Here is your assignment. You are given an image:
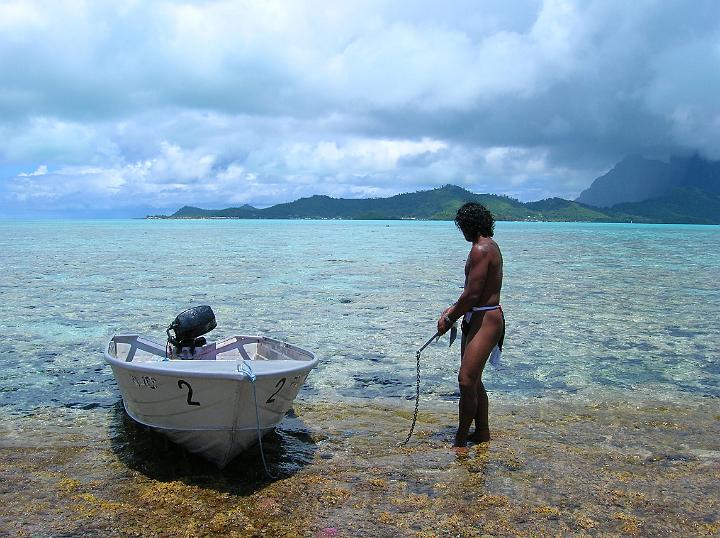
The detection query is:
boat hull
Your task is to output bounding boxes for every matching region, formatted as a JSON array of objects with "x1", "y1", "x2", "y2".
[{"x1": 105, "y1": 335, "x2": 317, "y2": 467}]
